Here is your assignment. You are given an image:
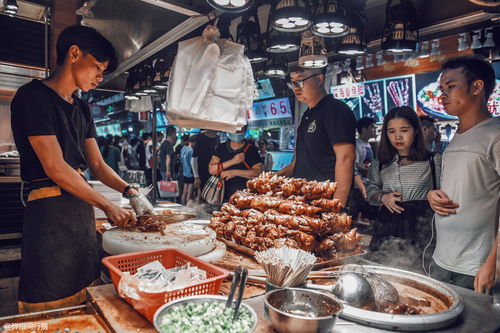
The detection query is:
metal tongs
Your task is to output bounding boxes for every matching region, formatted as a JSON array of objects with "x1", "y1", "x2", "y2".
[{"x1": 226, "y1": 266, "x2": 248, "y2": 321}]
